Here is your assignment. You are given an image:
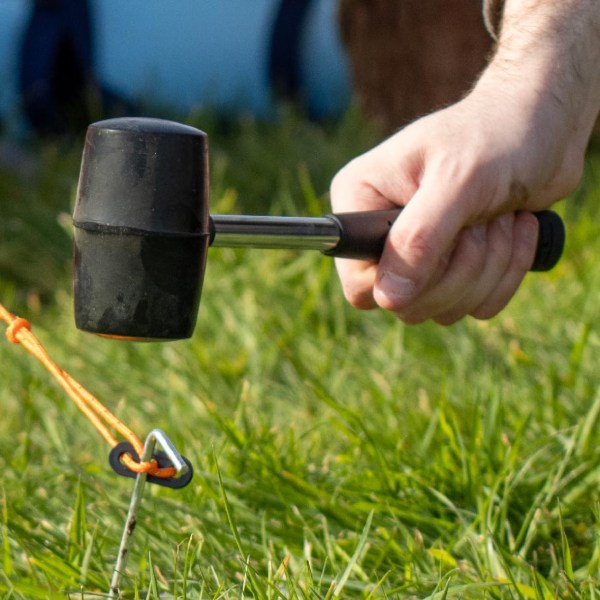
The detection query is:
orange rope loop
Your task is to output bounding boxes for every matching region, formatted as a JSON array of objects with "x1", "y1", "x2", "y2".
[
  {"x1": 6, "y1": 317, "x2": 31, "y2": 343},
  {"x1": 0, "y1": 303, "x2": 176, "y2": 479}
]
